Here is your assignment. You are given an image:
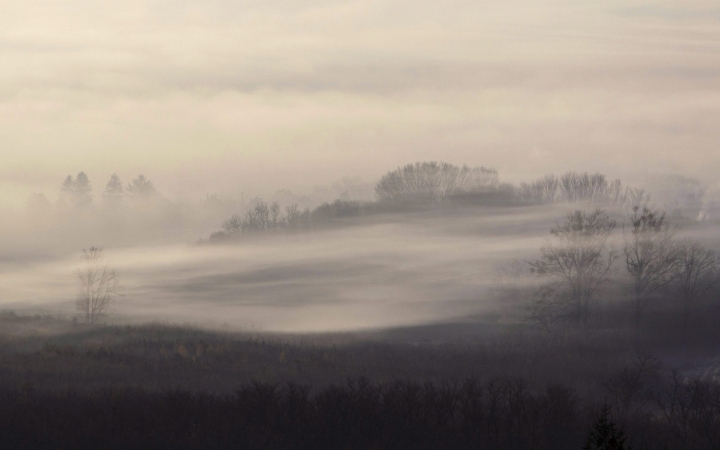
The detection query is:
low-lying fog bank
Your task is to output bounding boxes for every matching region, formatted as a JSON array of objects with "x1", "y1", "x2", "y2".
[{"x1": 0, "y1": 206, "x2": 561, "y2": 332}]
